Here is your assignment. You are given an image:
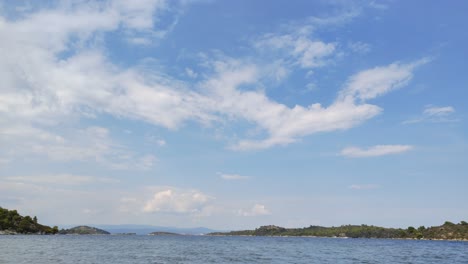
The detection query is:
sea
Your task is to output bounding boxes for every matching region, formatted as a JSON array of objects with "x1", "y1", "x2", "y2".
[{"x1": 0, "y1": 235, "x2": 467, "y2": 263}]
